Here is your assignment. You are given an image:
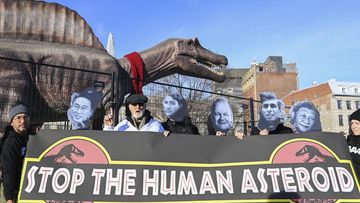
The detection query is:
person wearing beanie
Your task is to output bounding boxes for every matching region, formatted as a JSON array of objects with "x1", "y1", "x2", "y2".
[
  {"x1": 103, "y1": 93, "x2": 166, "y2": 134},
  {"x1": 1, "y1": 104, "x2": 31, "y2": 203},
  {"x1": 347, "y1": 108, "x2": 360, "y2": 181}
]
